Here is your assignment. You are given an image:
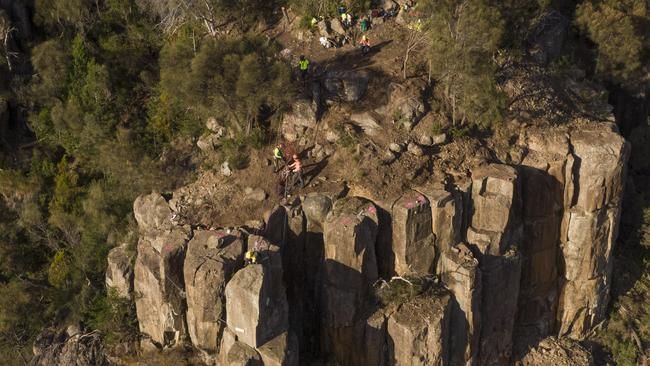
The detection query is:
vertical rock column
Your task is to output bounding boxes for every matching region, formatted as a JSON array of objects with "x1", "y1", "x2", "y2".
[
  {"x1": 265, "y1": 201, "x2": 307, "y2": 357},
  {"x1": 439, "y1": 243, "x2": 481, "y2": 366},
  {"x1": 515, "y1": 131, "x2": 570, "y2": 344},
  {"x1": 133, "y1": 193, "x2": 191, "y2": 347},
  {"x1": 183, "y1": 229, "x2": 244, "y2": 352},
  {"x1": 300, "y1": 193, "x2": 332, "y2": 358},
  {"x1": 391, "y1": 190, "x2": 436, "y2": 275},
  {"x1": 105, "y1": 242, "x2": 134, "y2": 298},
  {"x1": 224, "y1": 235, "x2": 289, "y2": 348},
  {"x1": 558, "y1": 126, "x2": 630, "y2": 337},
  {"x1": 322, "y1": 197, "x2": 379, "y2": 364},
  {"x1": 416, "y1": 185, "x2": 463, "y2": 254},
  {"x1": 466, "y1": 164, "x2": 523, "y2": 365},
  {"x1": 387, "y1": 289, "x2": 453, "y2": 366}
]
